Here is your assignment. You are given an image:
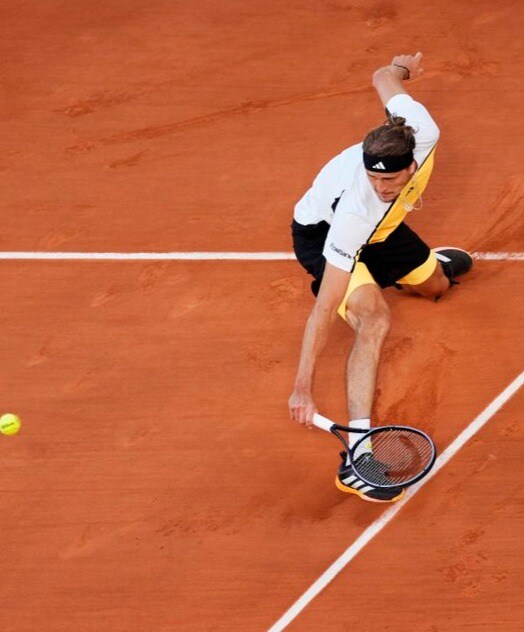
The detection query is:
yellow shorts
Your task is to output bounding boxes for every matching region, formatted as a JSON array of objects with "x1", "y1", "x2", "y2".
[{"x1": 337, "y1": 251, "x2": 438, "y2": 319}]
